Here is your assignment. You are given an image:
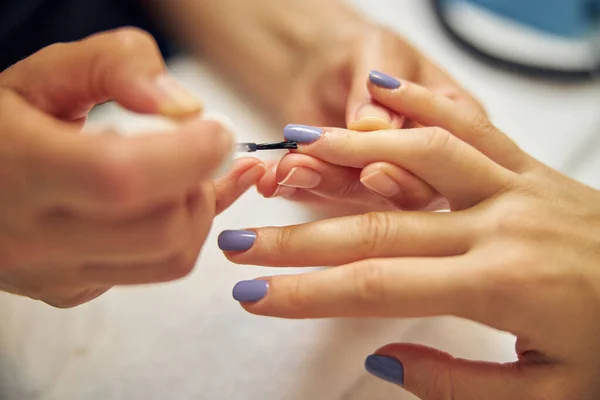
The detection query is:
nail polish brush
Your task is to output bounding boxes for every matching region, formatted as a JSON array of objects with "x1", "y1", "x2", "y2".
[{"x1": 236, "y1": 140, "x2": 298, "y2": 153}]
